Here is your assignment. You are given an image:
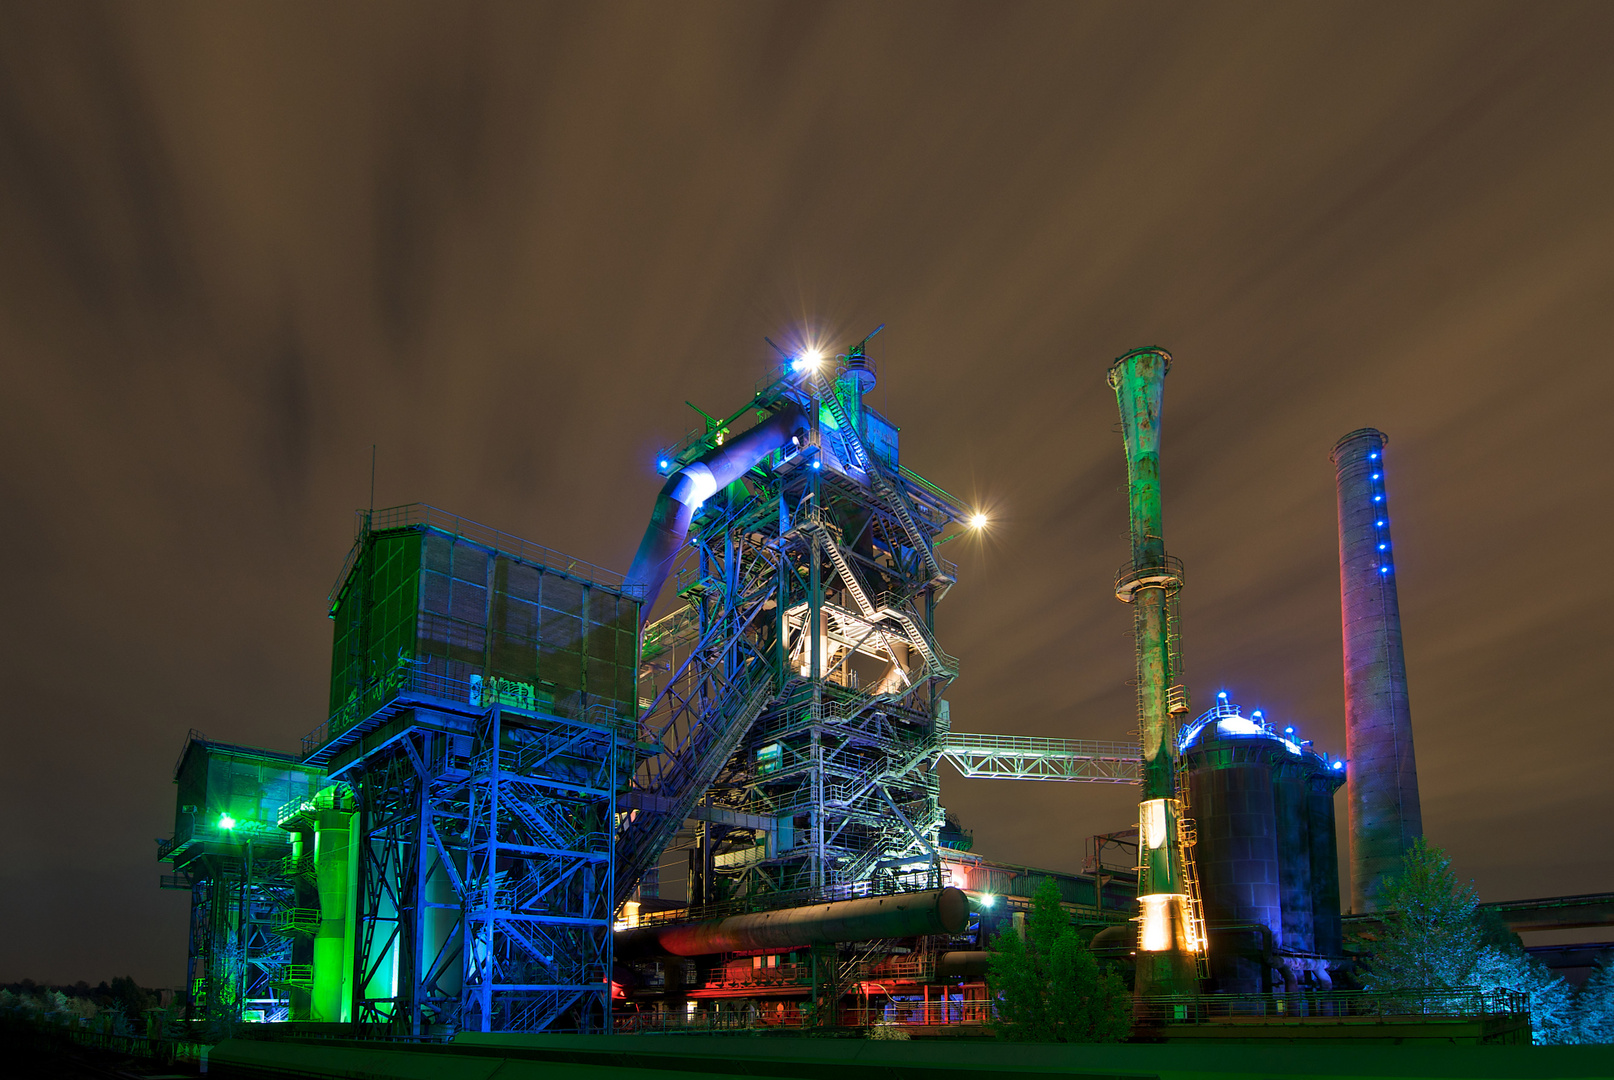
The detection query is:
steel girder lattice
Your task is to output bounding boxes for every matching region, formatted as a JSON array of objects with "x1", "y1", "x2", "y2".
[
  {"x1": 337, "y1": 710, "x2": 624, "y2": 1036},
  {"x1": 348, "y1": 734, "x2": 469, "y2": 1033},
  {"x1": 460, "y1": 705, "x2": 624, "y2": 1034},
  {"x1": 183, "y1": 855, "x2": 298, "y2": 1024},
  {"x1": 620, "y1": 369, "x2": 967, "y2": 911}
]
